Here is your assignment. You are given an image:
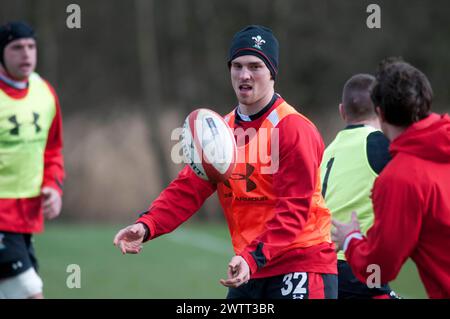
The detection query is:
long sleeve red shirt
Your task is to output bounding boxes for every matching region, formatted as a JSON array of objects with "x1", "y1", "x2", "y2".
[{"x1": 345, "y1": 113, "x2": 450, "y2": 298}]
